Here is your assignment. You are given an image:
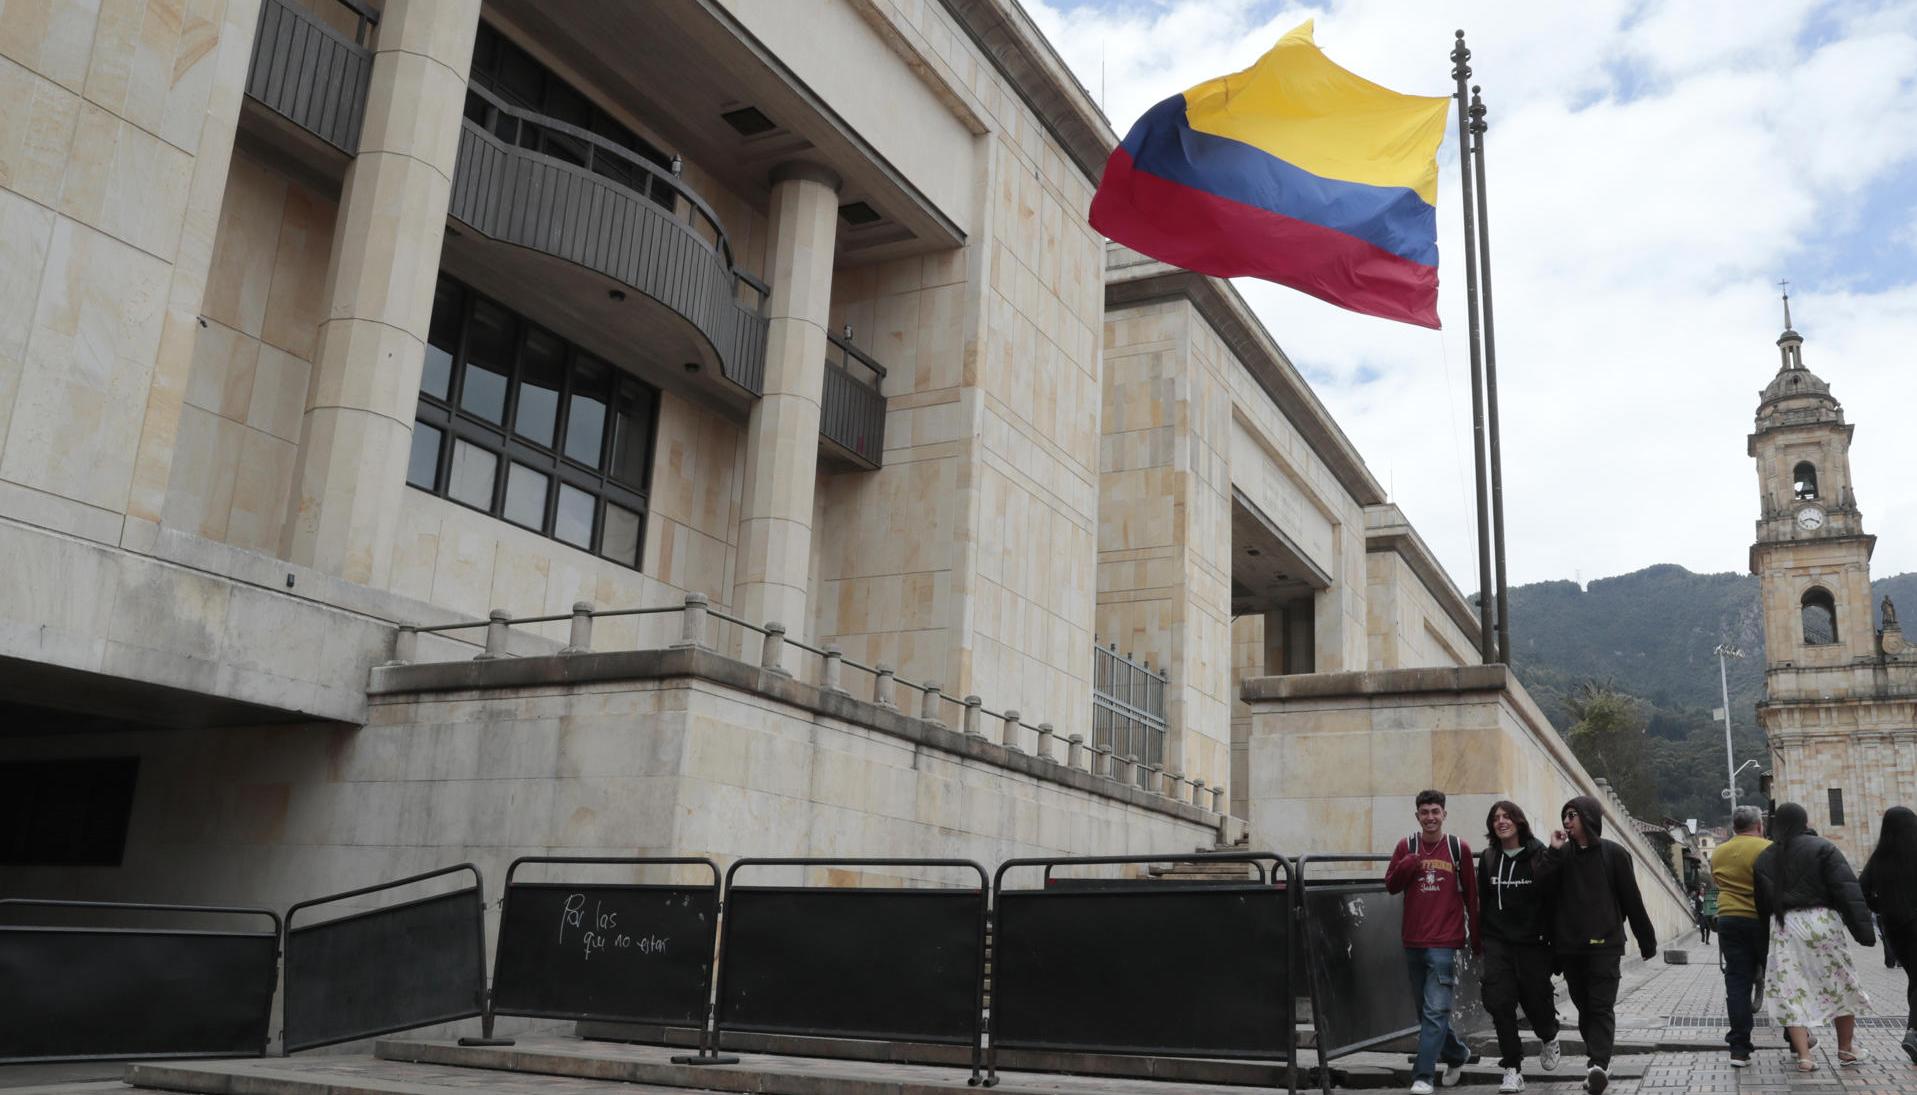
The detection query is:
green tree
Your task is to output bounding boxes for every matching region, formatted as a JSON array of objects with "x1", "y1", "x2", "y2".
[{"x1": 1564, "y1": 681, "x2": 1660, "y2": 818}]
